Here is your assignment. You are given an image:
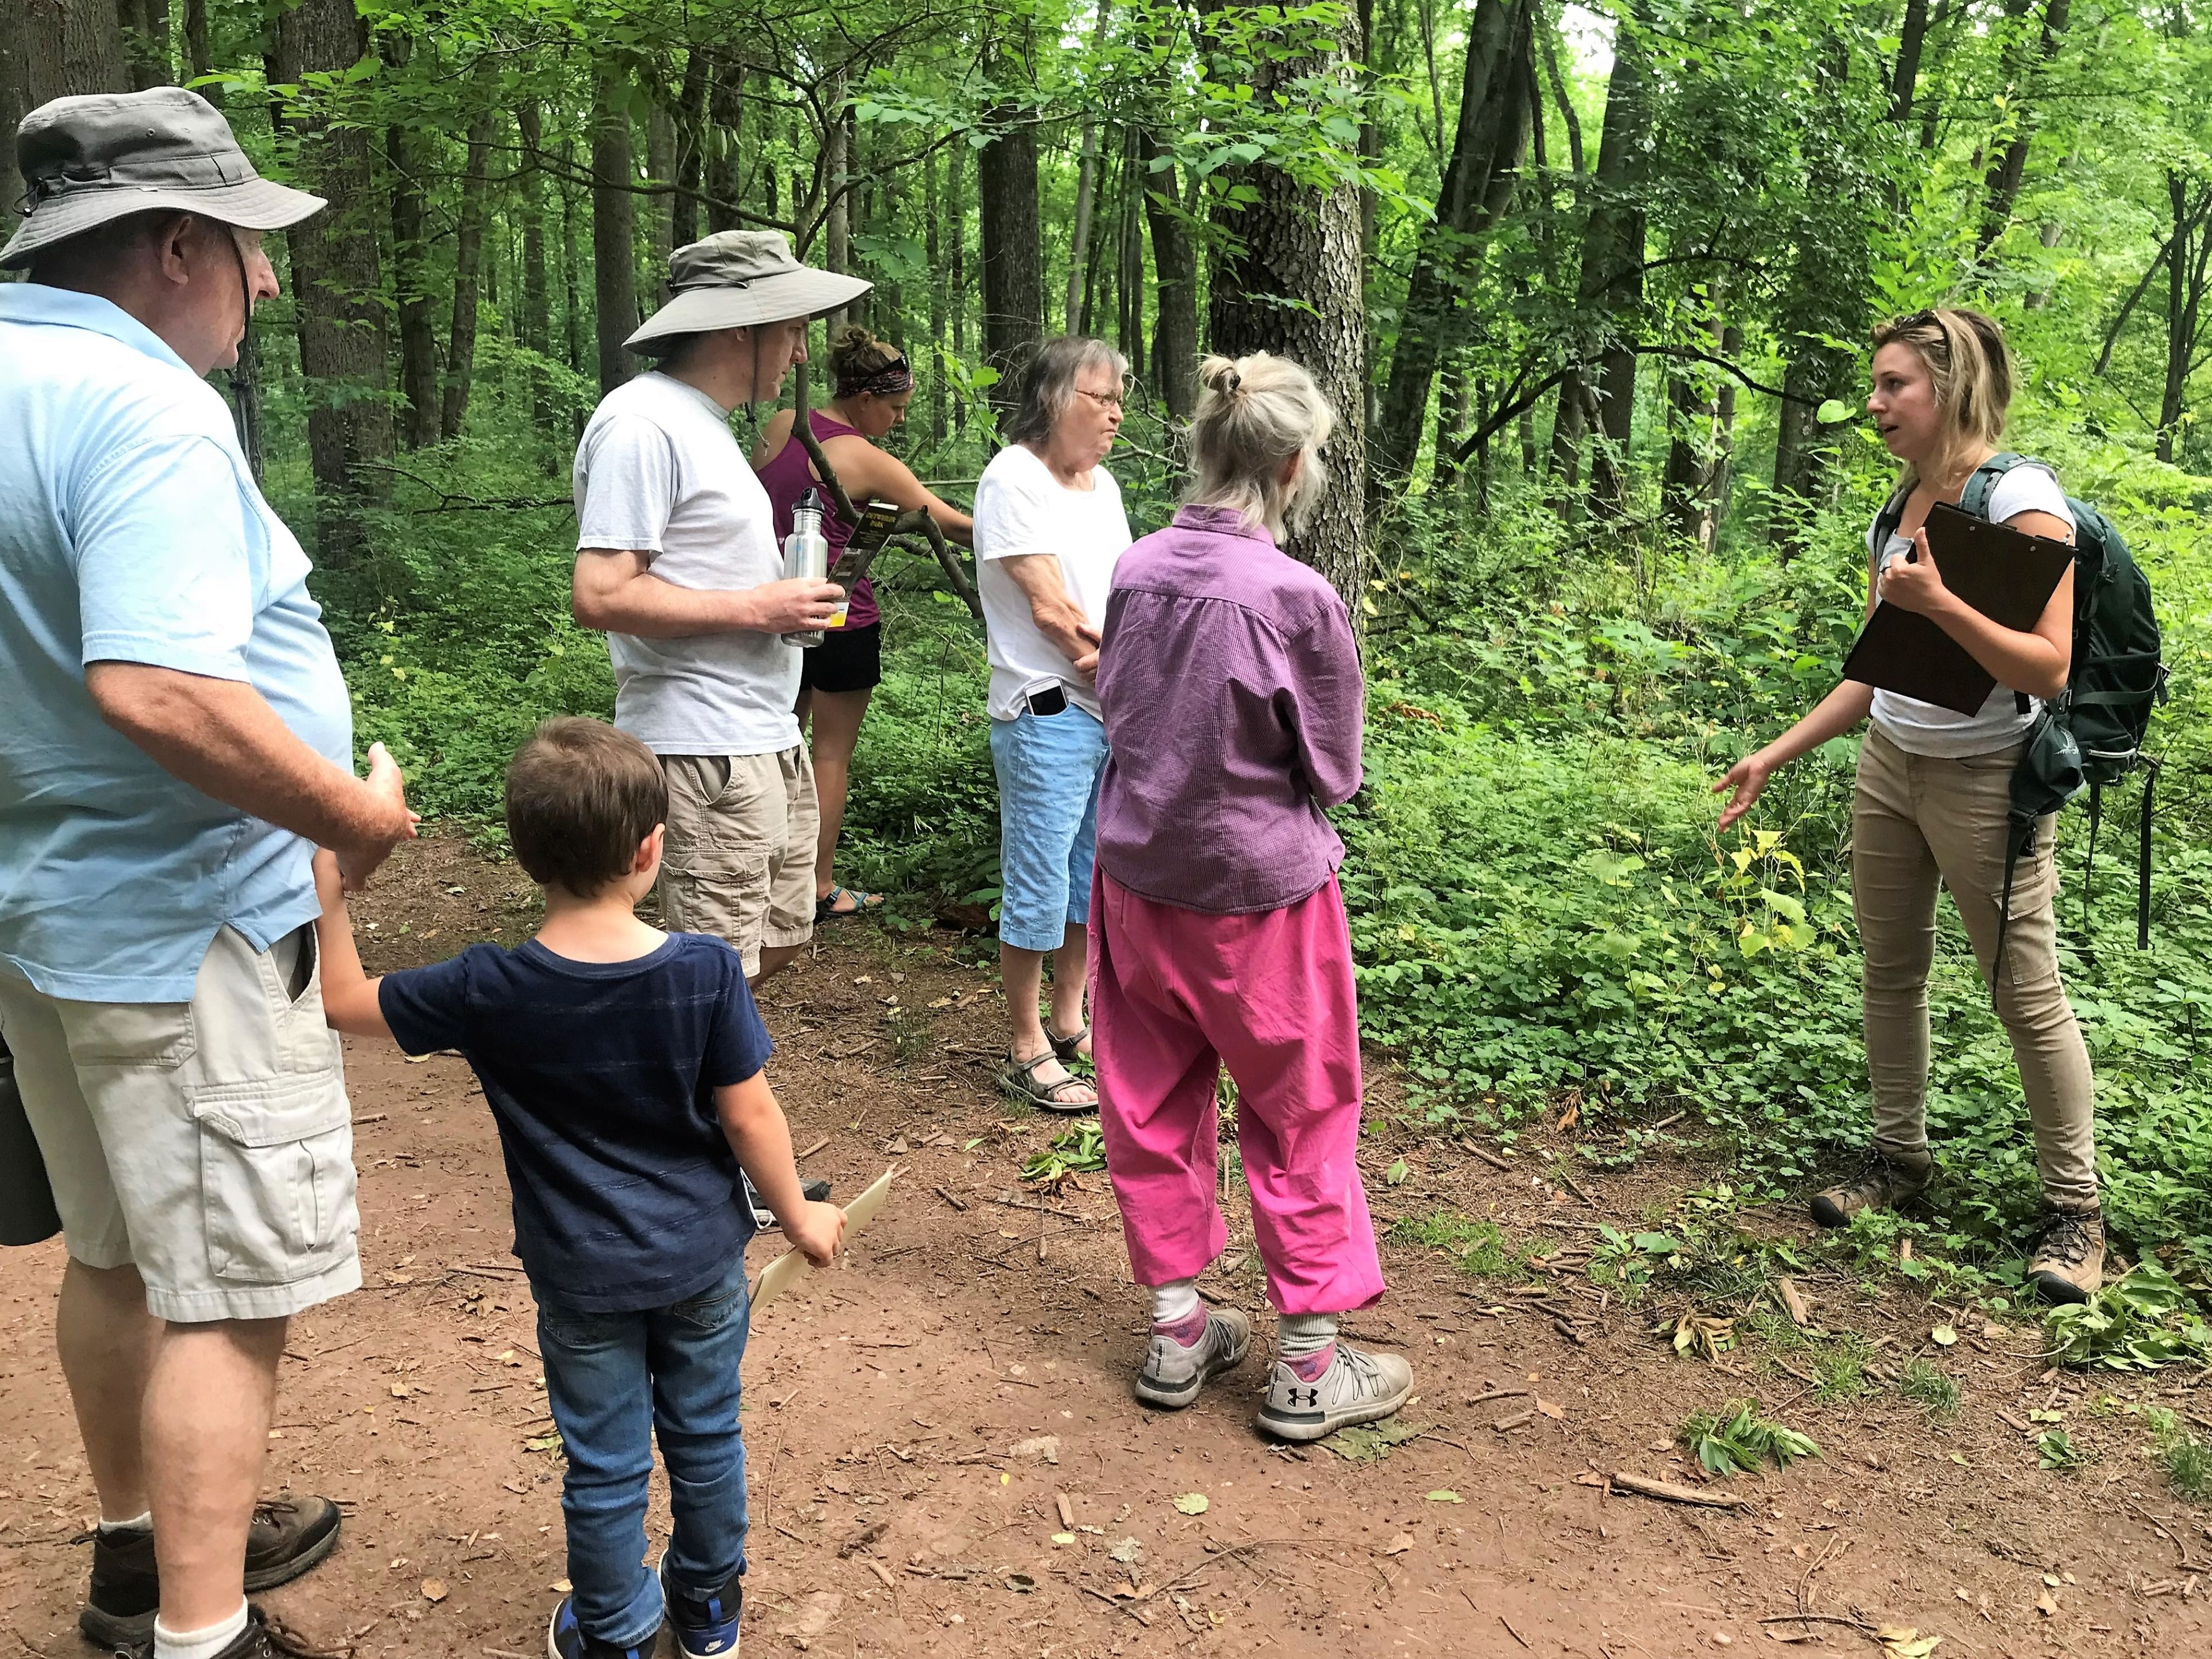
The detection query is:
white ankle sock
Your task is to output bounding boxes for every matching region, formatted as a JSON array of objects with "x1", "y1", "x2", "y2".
[
  {"x1": 1149, "y1": 1279, "x2": 1200, "y2": 1326},
  {"x1": 154, "y1": 1601, "x2": 249, "y2": 1659},
  {"x1": 1277, "y1": 1312, "x2": 1339, "y2": 1360},
  {"x1": 99, "y1": 1509, "x2": 153, "y2": 1536}
]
